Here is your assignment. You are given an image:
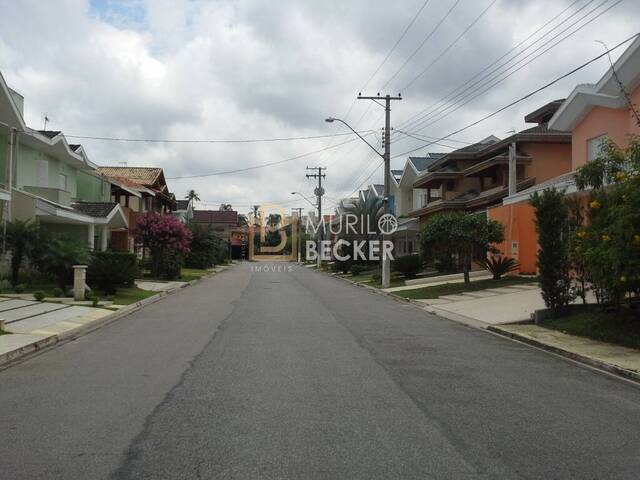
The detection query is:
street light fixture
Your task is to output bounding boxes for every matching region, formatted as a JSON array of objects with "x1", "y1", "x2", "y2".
[
  {"x1": 324, "y1": 117, "x2": 383, "y2": 159},
  {"x1": 291, "y1": 191, "x2": 317, "y2": 208},
  {"x1": 325, "y1": 114, "x2": 394, "y2": 287}
]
